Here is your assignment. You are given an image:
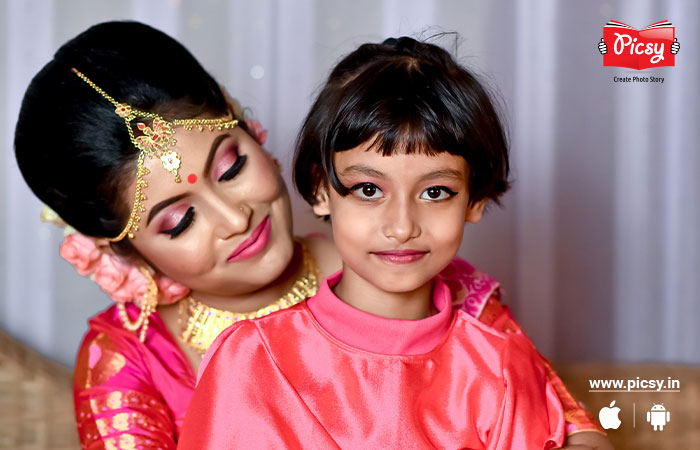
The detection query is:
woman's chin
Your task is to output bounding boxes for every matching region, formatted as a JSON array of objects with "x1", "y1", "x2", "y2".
[{"x1": 238, "y1": 232, "x2": 296, "y2": 288}]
